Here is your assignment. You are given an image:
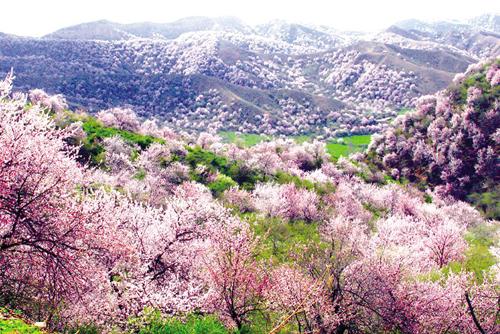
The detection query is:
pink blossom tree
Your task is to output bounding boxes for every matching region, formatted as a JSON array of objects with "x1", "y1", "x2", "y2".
[
  {"x1": 0, "y1": 77, "x2": 126, "y2": 324},
  {"x1": 203, "y1": 219, "x2": 269, "y2": 330},
  {"x1": 266, "y1": 265, "x2": 324, "y2": 333},
  {"x1": 367, "y1": 59, "x2": 499, "y2": 202},
  {"x1": 96, "y1": 107, "x2": 141, "y2": 132},
  {"x1": 28, "y1": 89, "x2": 68, "y2": 113}
]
